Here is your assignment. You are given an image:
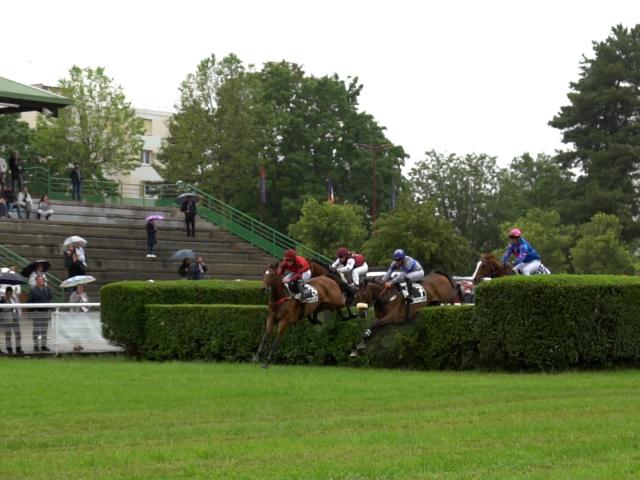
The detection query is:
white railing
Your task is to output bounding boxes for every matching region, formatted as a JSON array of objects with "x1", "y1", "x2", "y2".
[{"x1": 0, "y1": 303, "x2": 122, "y2": 355}]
